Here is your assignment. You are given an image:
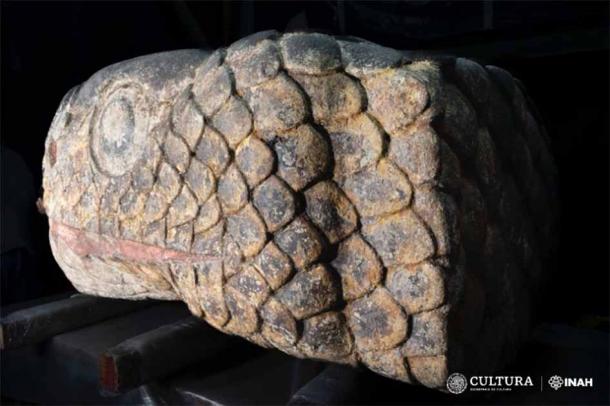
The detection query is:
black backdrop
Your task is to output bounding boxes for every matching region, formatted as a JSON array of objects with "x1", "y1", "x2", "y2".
[{"x1": 1, "y1": 1, "x2": 608, "y2": 327}]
